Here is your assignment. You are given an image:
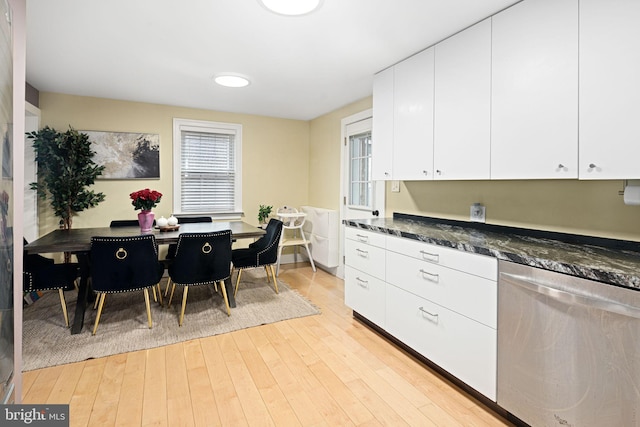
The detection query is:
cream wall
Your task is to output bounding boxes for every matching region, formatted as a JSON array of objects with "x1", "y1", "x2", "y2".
[
  {"x1": 36, "y1": 92, "x2": 310, "y2": 233},
  {"x1": 37, "y1": 92, "x2": 640, "y2": 243},
  {"x1": 308, "y1": 96, "x2": 373, "y2": 211}
]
